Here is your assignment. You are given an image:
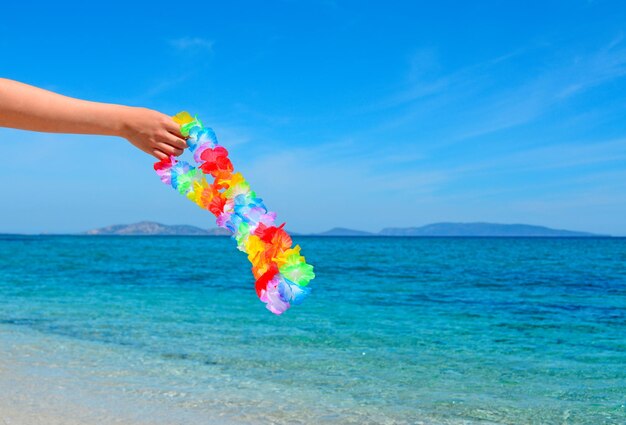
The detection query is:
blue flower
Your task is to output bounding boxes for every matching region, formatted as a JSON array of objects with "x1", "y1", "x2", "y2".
[{"x1": 278, "y1": 277, "x2": 310, "y2": 304}]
